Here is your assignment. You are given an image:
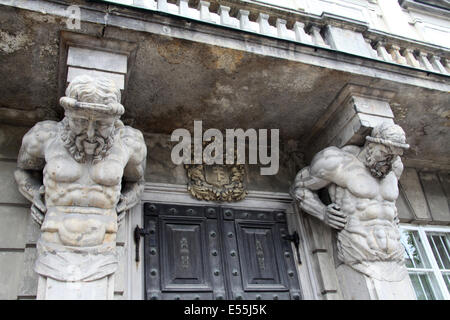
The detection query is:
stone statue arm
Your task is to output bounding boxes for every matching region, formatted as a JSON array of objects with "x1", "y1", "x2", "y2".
[
  {"x1": 392, "y1": 155, "x2": 404, "y2": 179},
  {"x1": 290, "y1": 147, "x2": 348, "y2": 230},
  {"x1": 14, "y1": 121, "x2": 57, "y2": 225},
  {"x1": 392, "y1": 156, "x2": 403, "y2": 225},
  {"x1": 116, "y1": 127, "x2": 147, "y2": 221}
]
